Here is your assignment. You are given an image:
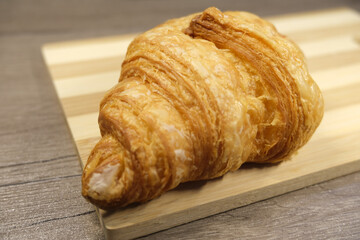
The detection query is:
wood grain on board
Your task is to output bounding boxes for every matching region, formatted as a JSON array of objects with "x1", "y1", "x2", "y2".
[{"x1": 42, "y1": 8, "x2": 360, "y2": 240}]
